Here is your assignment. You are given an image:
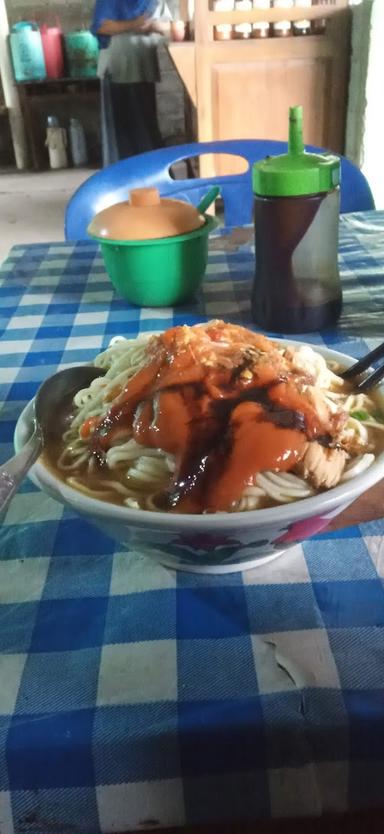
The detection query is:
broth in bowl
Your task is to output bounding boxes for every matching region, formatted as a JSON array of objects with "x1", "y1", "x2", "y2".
[{"x1": 42, "y1": 321, "x2": 384, "y2": 514}]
